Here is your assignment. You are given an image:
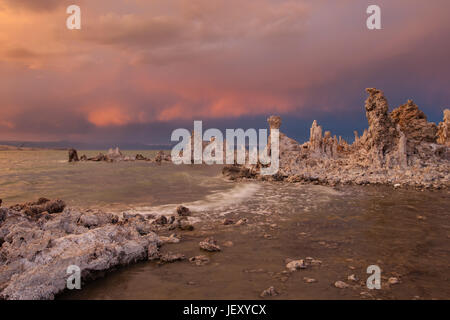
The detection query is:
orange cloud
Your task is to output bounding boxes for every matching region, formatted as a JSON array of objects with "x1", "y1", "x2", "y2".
[{"x1": 87, "y1": 106, "x2": 131, "y2": 127}]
